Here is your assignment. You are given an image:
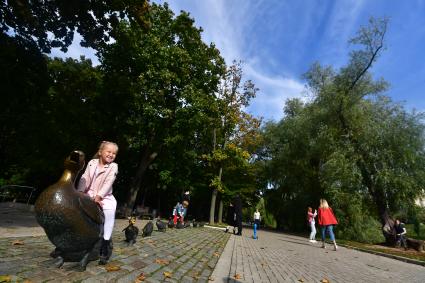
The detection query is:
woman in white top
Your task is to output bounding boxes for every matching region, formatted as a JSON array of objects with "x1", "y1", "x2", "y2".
[{"x1": 254, "y1": 209, "x2": 261, "y2": 229}]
